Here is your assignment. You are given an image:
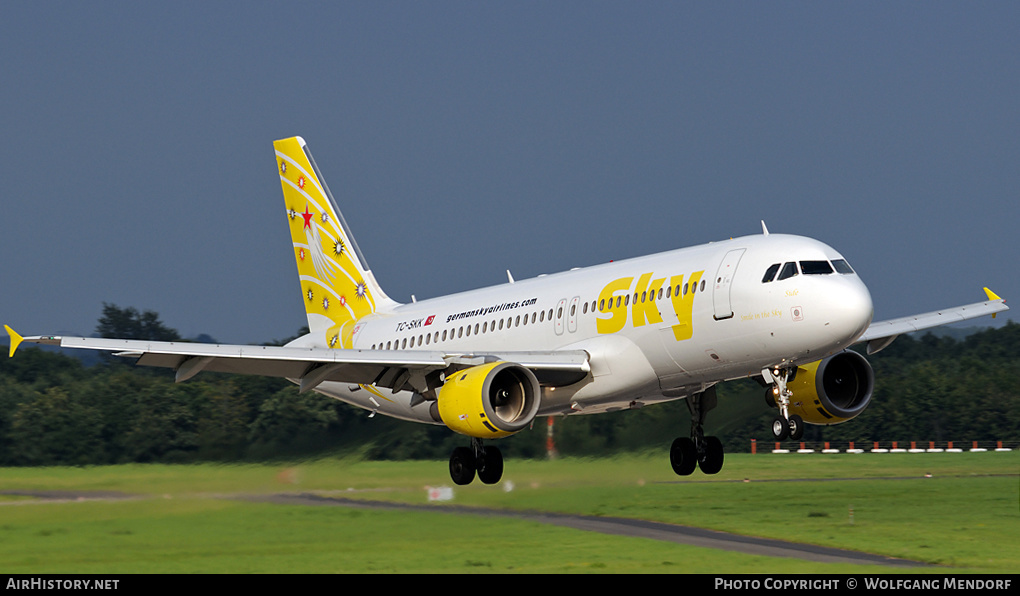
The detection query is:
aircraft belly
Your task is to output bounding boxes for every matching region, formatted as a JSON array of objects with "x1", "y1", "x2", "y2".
[
  {"x1": 539, "y1": 335, "x2": 660, "y2": 414},
  {"x1": 311, "y1": 381, "x2": 440, "y2": 426}
]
